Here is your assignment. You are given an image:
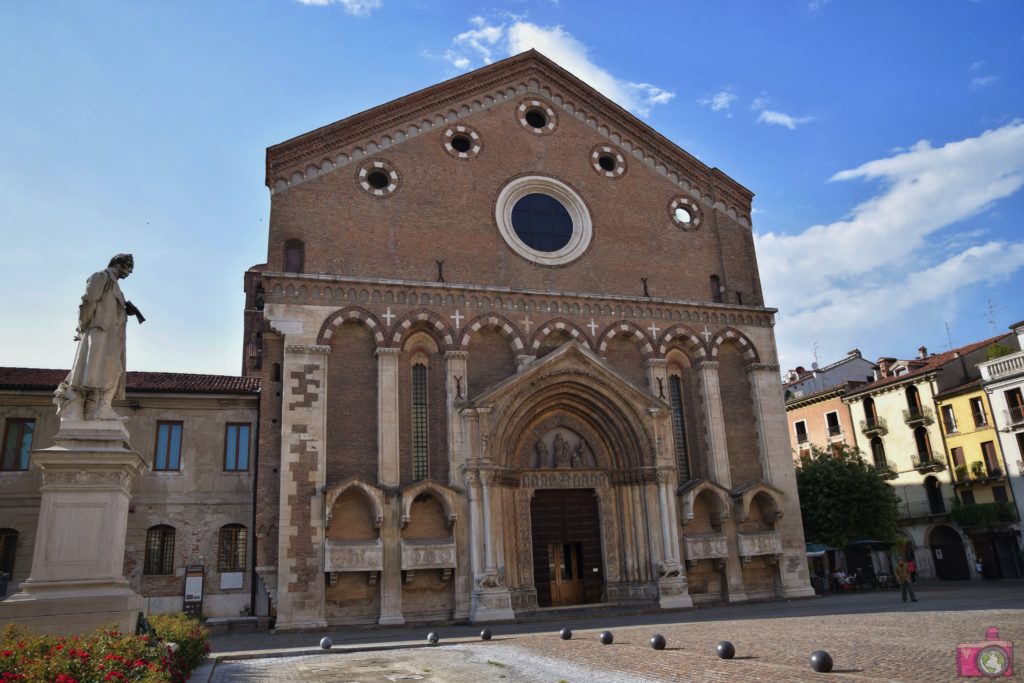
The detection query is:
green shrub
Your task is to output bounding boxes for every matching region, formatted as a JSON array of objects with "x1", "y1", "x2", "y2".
[
  {"x1": 148, "y1": 613, "x2": 210, "y2": 675},
  {"x1": 1, "y1": 614, "x2": 208, "y2": 683}
]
